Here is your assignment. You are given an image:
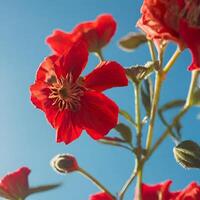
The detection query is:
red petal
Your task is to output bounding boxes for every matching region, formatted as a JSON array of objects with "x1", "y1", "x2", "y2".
[
  {"x1": 134, "y1": 180, "x2": 177, "y2": 200},
  {"x1": 175, "y1": 182, "x2": 200, "y2": 199},
  {"x1": 54, "y1": 110, "x2": 83, "y2": 144},
  {"x1": 0, "y1": 167, "x2": 30, "y2": 199},
  {"x1": 56, "y1": 40, "x2": 88, "y2": 81},
  {"x1": 179, "y1": 20, "x2": 200, "y2": 71},
  {"x1": 36, "y1": 55, "x2": 58, "y2": 82},
  {"x1": 84, "y1": 61, "x2": 128, "y2": 92},
  {"x1": 79, "y1": 91, "x2": 119, "y2": 140},
  {"x1": 73, "y1": 14, "x2": 116, "y2": 52},
  {"x1": 90, "y1": 192, "x2": 114, "y2": 200},
  {"x1": 46, "y1": 30, "x2": 75, "y2": 55},
  {"x1": 30, "y1": 81, "x2": 51, "y2": 111},
  {"x1": 96, "y1": 14, "x2": 117, "y2": 47}
]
